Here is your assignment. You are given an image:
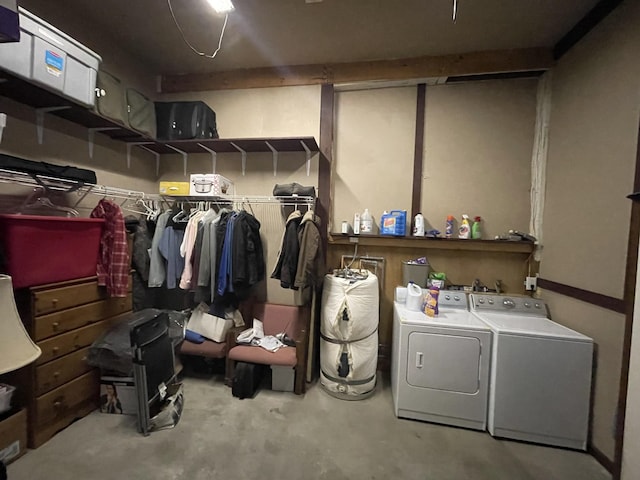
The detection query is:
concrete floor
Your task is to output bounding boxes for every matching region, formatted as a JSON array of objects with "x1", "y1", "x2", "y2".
[{"x1": 8, "y1": 373, "x2": 611, "y2": 480}]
